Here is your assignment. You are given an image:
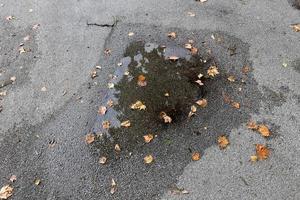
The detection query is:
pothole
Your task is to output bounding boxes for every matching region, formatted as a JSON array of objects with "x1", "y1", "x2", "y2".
[{"x1": 87, "y1": 24, "x2": 263, "y2": 199}]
